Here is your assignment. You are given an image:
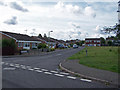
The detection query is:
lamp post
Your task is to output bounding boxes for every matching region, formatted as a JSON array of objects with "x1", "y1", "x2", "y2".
[{"x1": 48, "y1": 31, "x2": 53, "y2": 51}]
